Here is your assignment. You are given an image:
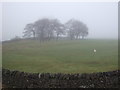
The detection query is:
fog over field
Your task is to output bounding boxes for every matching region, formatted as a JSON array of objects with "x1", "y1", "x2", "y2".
[{"x1": 1, "y1": 2, "x2": 118, "y2": 41}]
